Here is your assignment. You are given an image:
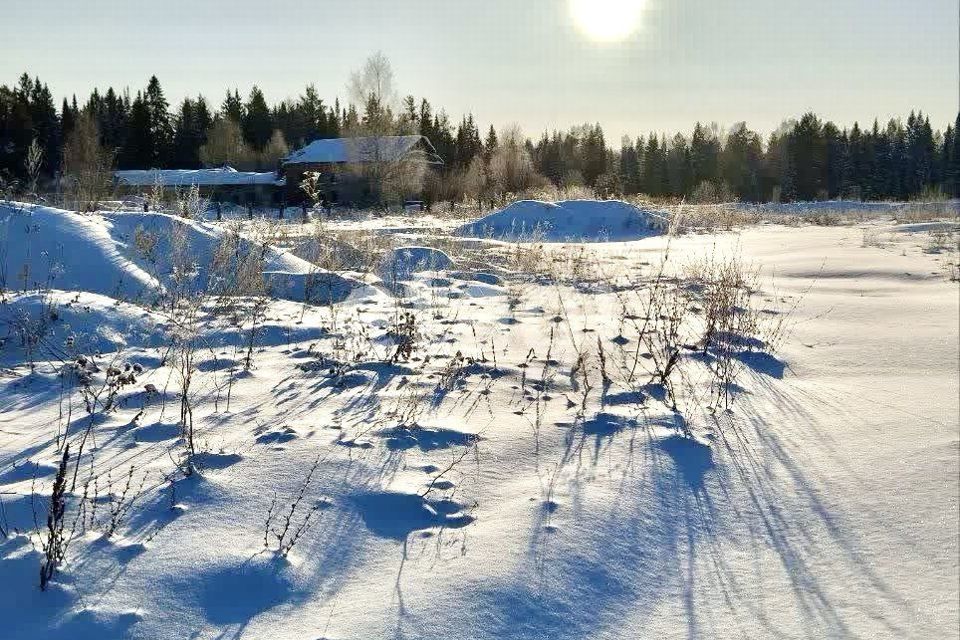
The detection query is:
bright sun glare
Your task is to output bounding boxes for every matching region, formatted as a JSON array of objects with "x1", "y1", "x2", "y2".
[{"x1": 570, "y1": 0, "x2": 644, "y2": 42}]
